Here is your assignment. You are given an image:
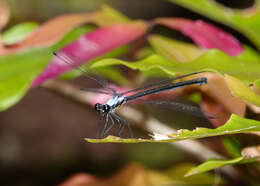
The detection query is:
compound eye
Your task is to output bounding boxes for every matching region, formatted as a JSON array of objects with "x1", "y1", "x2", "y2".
[
  {"x1": 104, "y1": 105, "x2": 111, "y2": 112},
  {"x1": 94, "y1": 103, "x2": 101, "y2": 111}
]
